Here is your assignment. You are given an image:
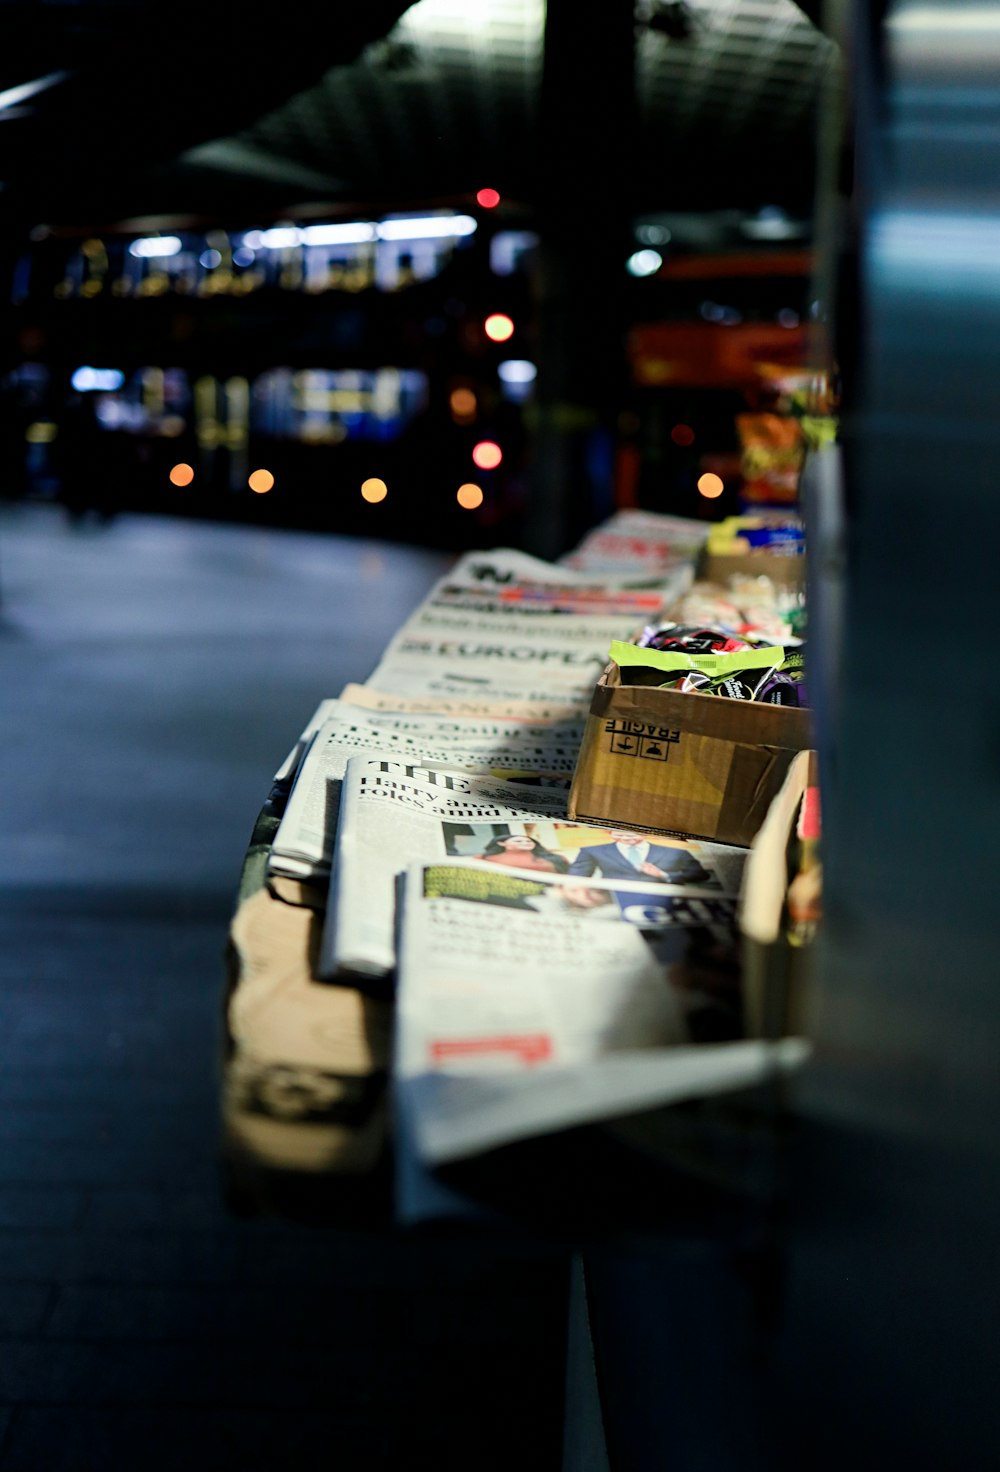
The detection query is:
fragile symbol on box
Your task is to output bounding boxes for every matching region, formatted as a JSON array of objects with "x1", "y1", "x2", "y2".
[{"x1": 606, "y1": 722, "x2": 681, "y2": 761}]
